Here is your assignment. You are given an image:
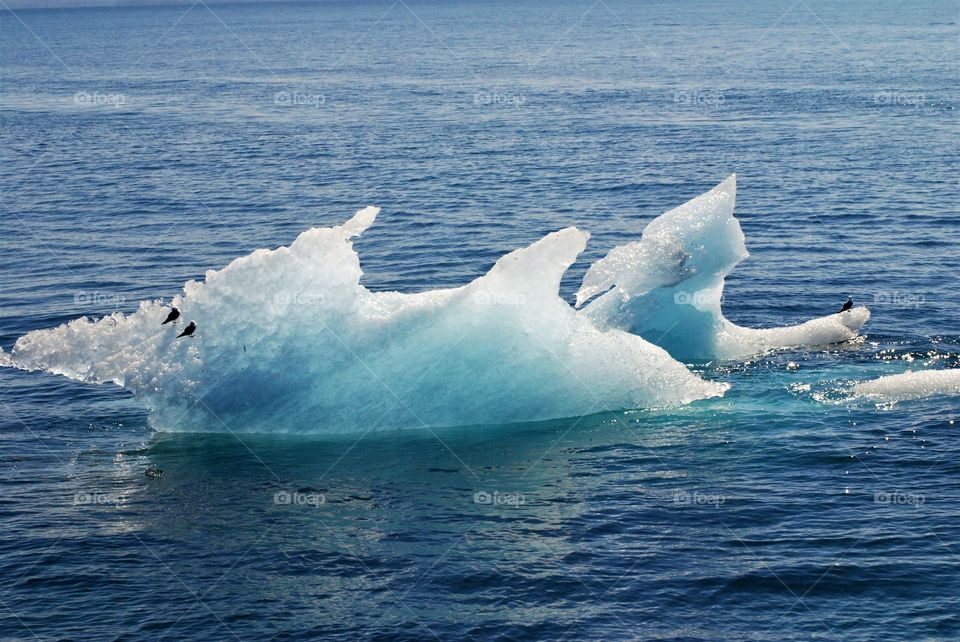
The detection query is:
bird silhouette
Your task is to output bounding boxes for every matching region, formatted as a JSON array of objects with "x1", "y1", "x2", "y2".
[
  {"x1": 161, "y1": 307, "x2": 180, "y2": 325},
  {"x1": 177, "y1": 321, "x2": 197, "y2": 338},
  {"x1": 837, "y1": 297, "x2": 853, "y2": 313}
]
